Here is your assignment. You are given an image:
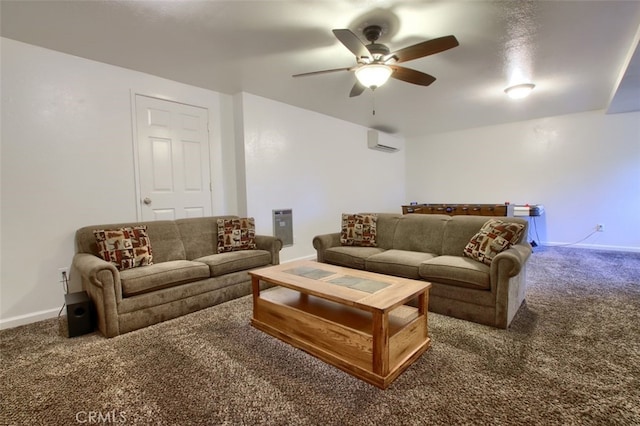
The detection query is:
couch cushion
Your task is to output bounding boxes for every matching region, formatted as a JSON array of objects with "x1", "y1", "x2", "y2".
[
  {"x1": 340, "y1": 213, "x2": 377, "y2": 247},
  {"x1": 217, "y1": 217, "x2": 257, "y2": 253},
  {"x1": 324, "y1": 246, "x2": 386, "y2": 270},
  {"x1": 176, "y1": 216, "x2": 237, "y2": 260},
  {"x1": 119, "y1": 260, "x2": 210, "y2": 297},
  {"x1": 366, "y1": 249, "x2": 437, "y2": 279},
  {"x1": 373, "y1": 214, "x2": 402, "y2": 249},
  {"x1": 419, "y1": 256, "x2": 490, "y2": 290},
  {"x1": 195, "y1": 250, "x2": 271, "y2": 277},
  {"x1": 391, "y1": 214, "x2": 448, "y2": 254},
  {"x1": 93, "y1": 226, "x2": 153, "y2": 271},
  {"x1": 463, "y1": 219, "x2": 525, "y2": 266}
]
